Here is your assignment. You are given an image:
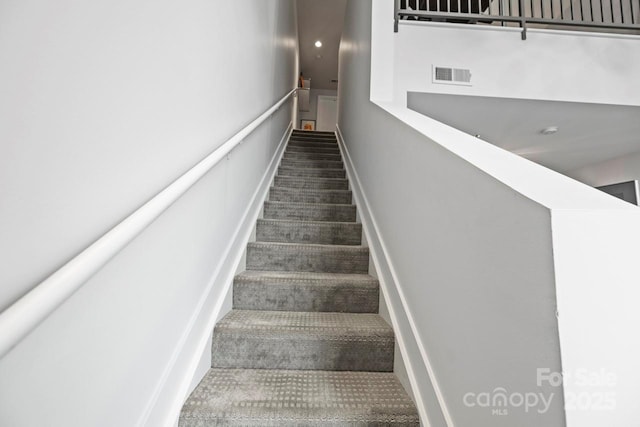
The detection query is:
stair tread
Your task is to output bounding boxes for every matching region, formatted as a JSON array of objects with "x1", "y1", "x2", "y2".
[
  {"x1": 281, "y1": 158, "x2": 342, "y2": 163},
  {"x1": 285, "y1": 151, "x2": 340, "y2": 156},
  {"x1": 284, "y1": 151, "x2": 341, "y2": 157},
  {"x1": 180, "y1": 368, "x2": 419, "y2": 426},
  {"x1": 286, "y1": 145, "x2": 340, "y2": 151},
  {"x1": 288, "y1": 140, "x2": 338, "y2": 145},
  {"x1": 293, "y1": 130, "x2": 335, "y2": 134},
  {"x1": 287, "y1": 142, "x2": 339, "y2": 148},
  {"x1": 236, "y1": 270, "x2": 378, "y2": 286},
  {"x1": 280, "y1": 162, "x2": 344, "y2": 169},
  {"x1": 290, "y1": 135, "x2": 336, "y2": 139},
  {"x1": 257, "y1": 218, "x2": 358, "y2": 227},
  {"x1": 270, "y1": 187, "x2": 352, "y2": 204},
  {"x1": 216, "y1": 310, "x2": 392, "y2": 337},
  {"x1": 257, "y1": 217, "x2": 361, "y2": 245},
  {"x1": 274, "y1": 177, "x2": 348, "y2": 191},
  {"x1": 272, "y1": 186, "x2": 351, "y2": 193},
  {"x1": 248, "y1": 241, "x2": 365, "y2": 250},
  {"x1": 278, "y1": 167, "x2": 345, "y2": 173},
  {"x1": 284, "y1": 150, "x2": 342, "y2": 157},
  {"x1": 263, "y1": 201, "x2": 356, "y2": 222},
  {"x1": 275, "y1": 175, "x2": 347, "y2": 182},
  {"x1": 265, "y1": 200, "x2": 355, "y2": 209}
]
